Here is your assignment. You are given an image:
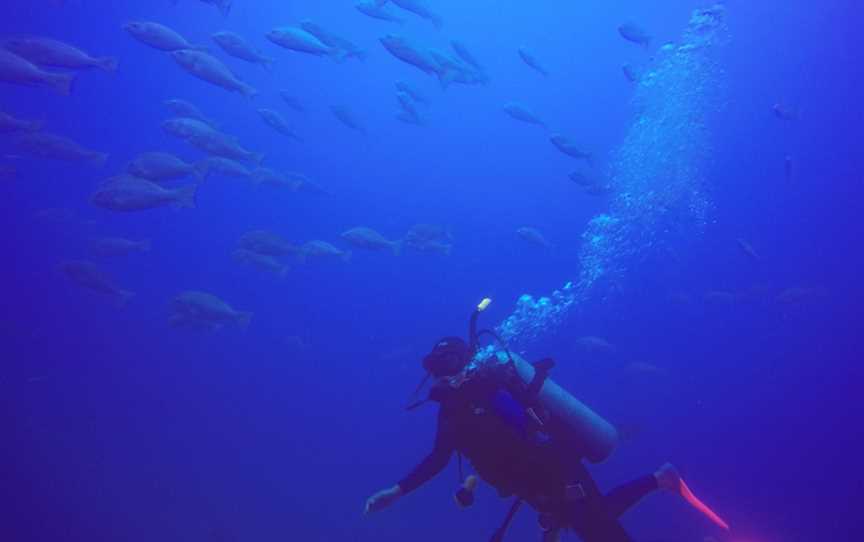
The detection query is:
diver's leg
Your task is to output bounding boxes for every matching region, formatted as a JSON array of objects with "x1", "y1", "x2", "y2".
[
  {"x1": 571, "y1": 511, "x2": 634, "y2": 542},
  {"x1": 604, "y1": 474, "x2": 659, "y2": 519},
  {"x1": 566, "y1": 490, "x2": 635, "y2": 542},
  {"x1": 541, "y1": 528, "x2": 561, "y2": 542}
]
